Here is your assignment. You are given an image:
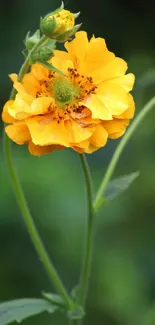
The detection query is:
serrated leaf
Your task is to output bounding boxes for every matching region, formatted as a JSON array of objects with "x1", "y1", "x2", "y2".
[
  {"x1": 0, "y1": 298, "x2": 57, "y2": 325},
  {"x1": 105, "y1": 171, "x2": 140, "y2": 201},
  {"x1": 94, "y1": 172, "x2": 140, "y2": 212}
]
